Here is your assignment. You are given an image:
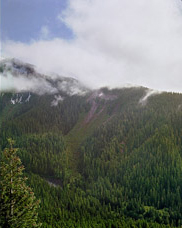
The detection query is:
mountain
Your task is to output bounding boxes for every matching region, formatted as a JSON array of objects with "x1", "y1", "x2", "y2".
[
  {"x1": 1, "y1": 58, "x2": 182, "y2": 227},
  {"x1": 0, "y1": 58, "x2": 89, "y2": 96}
]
